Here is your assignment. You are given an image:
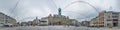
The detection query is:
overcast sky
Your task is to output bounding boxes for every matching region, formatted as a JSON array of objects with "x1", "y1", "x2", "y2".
[{"x1": 0, "y1": 0, "x2": 119, "y2": 22}]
